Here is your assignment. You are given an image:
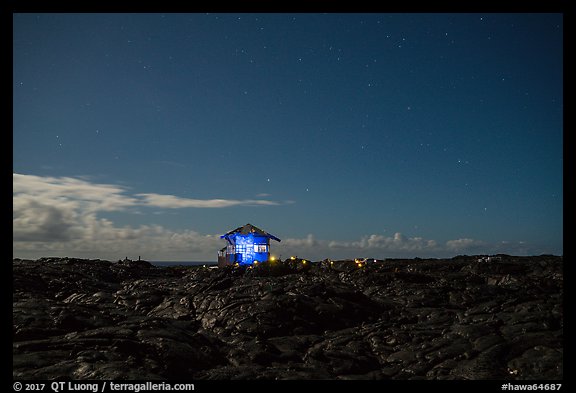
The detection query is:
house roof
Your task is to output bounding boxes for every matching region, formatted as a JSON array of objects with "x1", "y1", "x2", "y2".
[{"x1": 221, "y1": 223, "x2": 281, "y2": 242}]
